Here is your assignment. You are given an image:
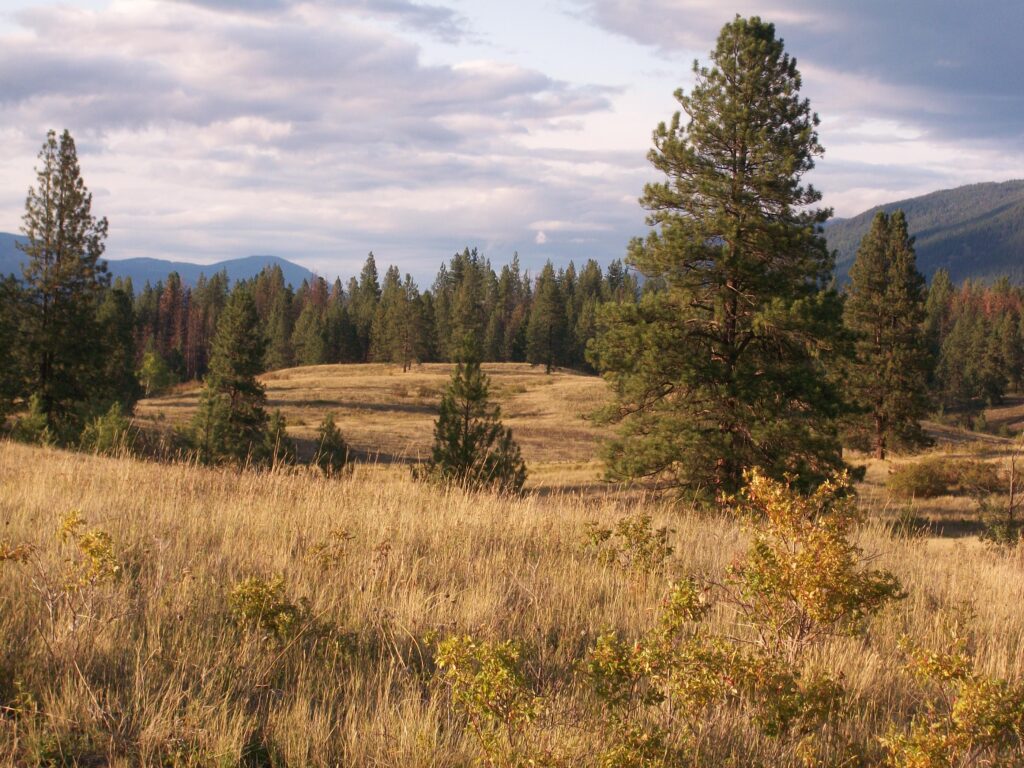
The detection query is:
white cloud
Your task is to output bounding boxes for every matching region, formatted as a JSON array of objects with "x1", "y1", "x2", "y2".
[{"x1": 534, "y1": 230, "x2": 547, "y2": 244}]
